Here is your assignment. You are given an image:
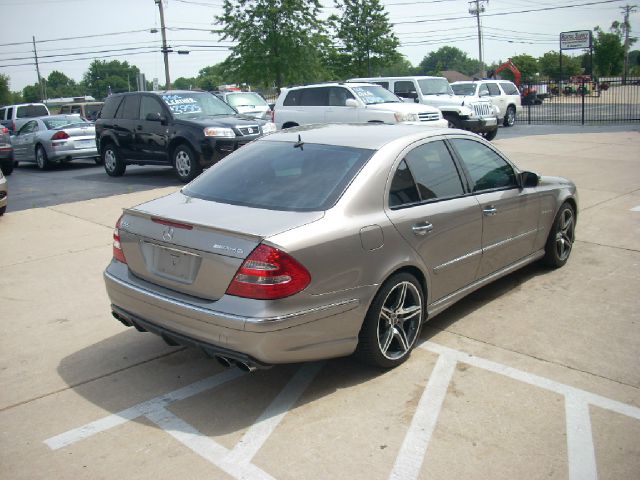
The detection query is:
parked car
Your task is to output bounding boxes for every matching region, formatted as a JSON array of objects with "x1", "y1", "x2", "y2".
[
  {"x1": 273, "y1": 82, "x2": 447, "y2": 129},
  {"x1": 348, "y1": 76, "x2": 499, "y2": 140},
  {"x1": 451, "y1": 80, "x2": 522, "y2": 127},
  {"x1": 11, "y1": 115, "x2": 98, "y2": 169},
  {"x1": 59, "y1": 102, "x2": 104, "y2": 122},
  {"x1": 0, "y1": 168, "x2": 7, "y2": 216},
  {"x1": 0, "y1": 103, "x2": 50, "y2": 134},
  {"x1": 215, "y1": 91, "x2": 271, "y2": 120},
  {"x1": 0, "y1": 126, "x2": 13, "y2": 175},
  {"x1": 95, "y1": 91, "x2": 276, "y2": 182},
  {"x1": 104, "y1": 123, "x2": 578, "y2": 371}
]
